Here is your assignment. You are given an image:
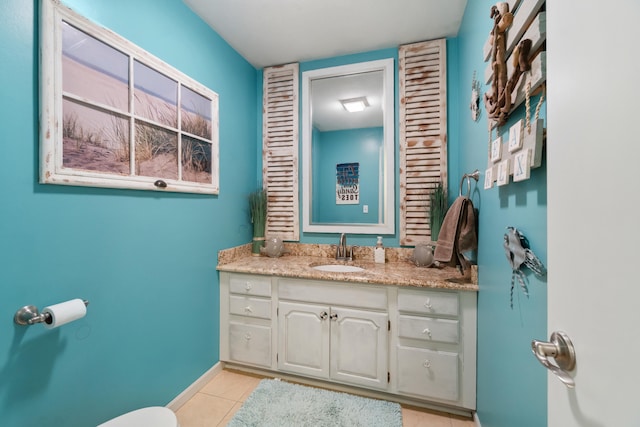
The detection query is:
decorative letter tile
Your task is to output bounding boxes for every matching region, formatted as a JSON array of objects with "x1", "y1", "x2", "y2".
[
  {"x1": 513, "y1": 149, "x2": 531, "y2": 182},
  {"x1": 484, "y1": 168, "x2": 494, "y2": 189},
  {"x1": 508, "y1": 119, "x2": 524, "y2": 153},
  {"x1": 490, "y1": 136, "x2": 503, "y2": 163},
  {"x1": 497, "y1": 159, "x2": 510, "y2": 186}
]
